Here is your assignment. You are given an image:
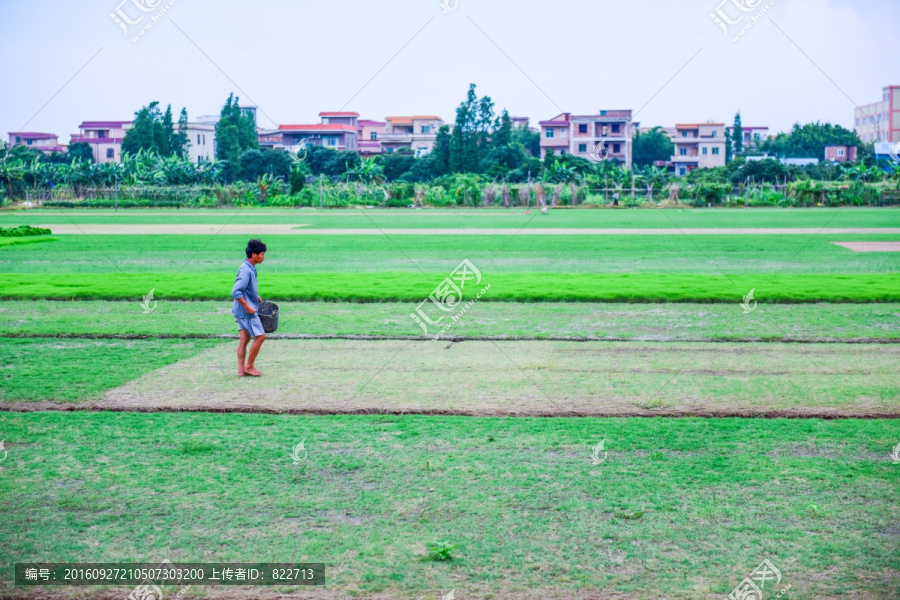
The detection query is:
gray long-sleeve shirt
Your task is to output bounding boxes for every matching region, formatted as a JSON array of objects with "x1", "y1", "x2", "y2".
[{"x1": 231, "y1": 259, "x2": 259, "y2": 318}]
